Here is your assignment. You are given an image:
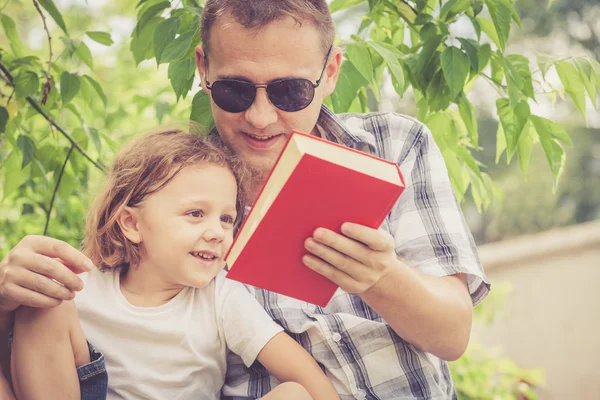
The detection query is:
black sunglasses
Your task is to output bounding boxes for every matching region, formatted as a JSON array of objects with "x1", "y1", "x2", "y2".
[{"x1": 205, "y1": 47, "x2": 332, "y2": 113}]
